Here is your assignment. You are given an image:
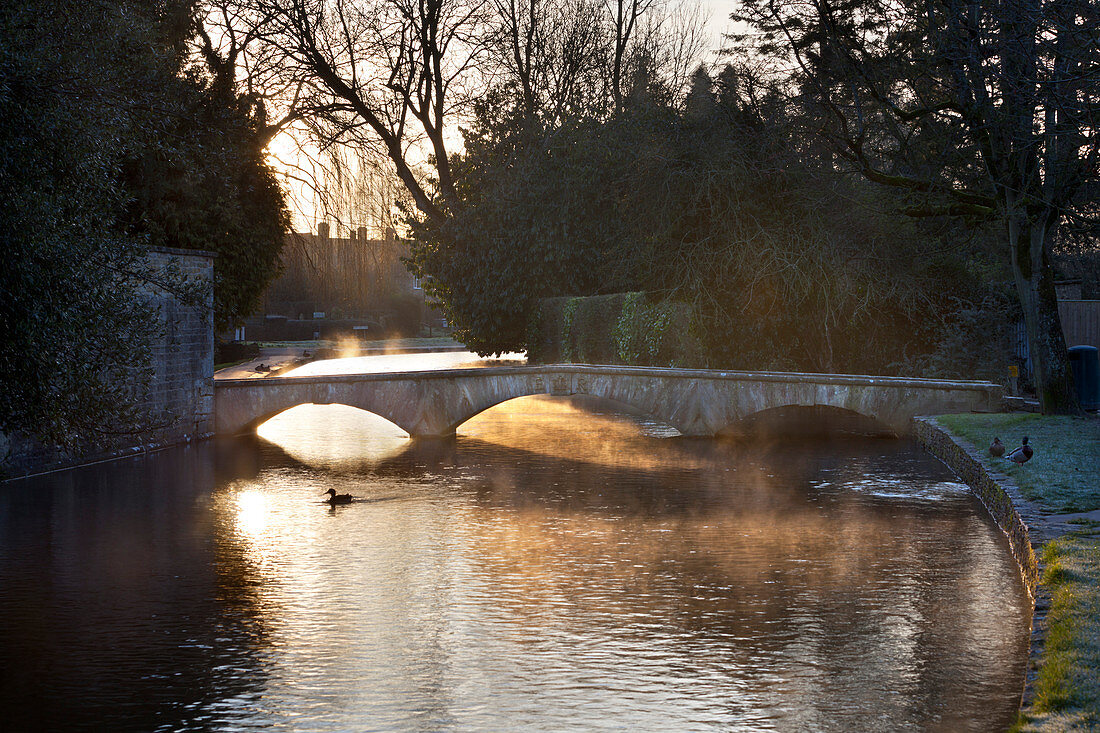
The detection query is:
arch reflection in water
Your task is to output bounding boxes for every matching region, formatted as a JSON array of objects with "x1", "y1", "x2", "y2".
[
  {"x1": 0, "y1": 394, "x2": 1030, "y2": 731},
  {"x1": 257, "y1": 403, "x2": 411, "y2": 471},
  {"x1": 233, "y1": 393, "x2": 1029, "y2": 732}
]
